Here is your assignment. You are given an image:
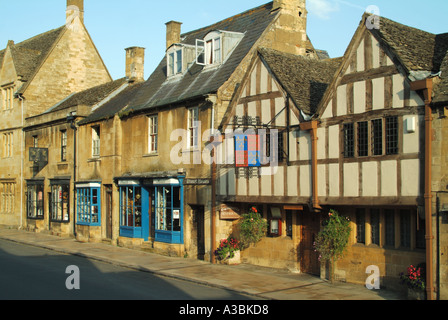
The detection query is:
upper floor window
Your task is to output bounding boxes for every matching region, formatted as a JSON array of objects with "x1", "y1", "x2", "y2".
[
  {"x1": 1, "y1": 85, "x2": 14, "y2": 110},
  {"x1": 167, "y1": 47, "x2": 183, "y2": 77},
  {"x1": 61, "y1": 130, "x2": 67, "y2": 162},
  {"x1": 188, "y1": 107, "x2": 199, "y2": 149},
  {"x1": 92, "y1": 126, "x2": 100, "y2": 157},
  {"x1": 3, "y1": 132, "x2": 13, "y2": 158},
  {"x1": 148, "y1": 115, "x2": 158, "y2": 154},
  {"x1": 343, "y1": 116, "x2": 399, "y2": 158},
  {"x1": 196, "y1": 30, "x2": 244, "y2": 67}
]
